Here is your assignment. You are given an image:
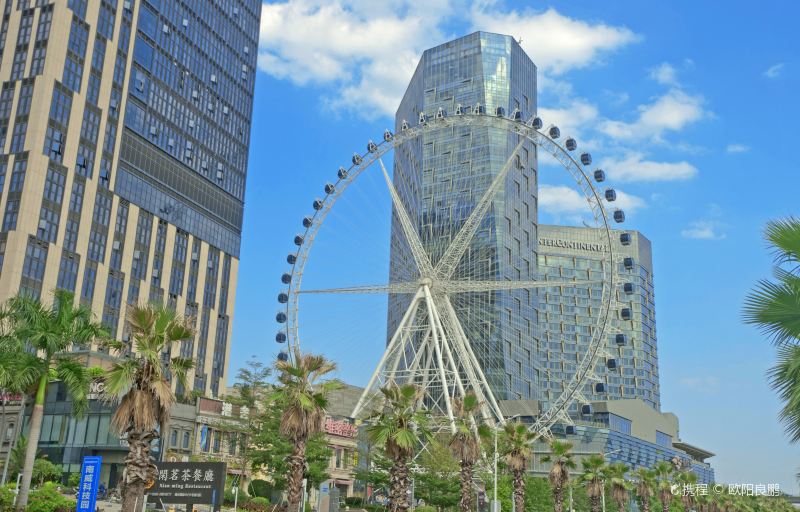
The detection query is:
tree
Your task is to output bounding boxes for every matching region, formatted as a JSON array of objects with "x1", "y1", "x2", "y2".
[
  {"x1": 31, "y1": 459, "x2": 60, "y2": 487},
  {"x1": 674, "y1": 471, "x2": 698, "y2": 512},
  {"x1": 273, "y1": 348, "x2": 341, "y2": 512},
  {"x1": 416, "y1": 439, "x2": 460, "y2": 511},
  {"x1": 366, "y1": 383, "x2": 430, "y2": 512},
  {"x1": 743, "y1": 218, "x2": 800, "y2": 442},
  {"x1": 448, "y1": 392, "x2": 489, "y2": 512},
  {"x1": 224, "y1": 356, "x2": 273, "y2": 494},
  {"x1": 542, "y1": 439, "x2": 576, "y2": 512},
  {"x1": 652, "y1": 461, "x2": 675, "y2": 512},
  {"x1": 604, "y1": 463, "x2": 630, "y2": 512},
  {"x1": 250, "y1": 393, "x2": 332, "y2": 490},
  {"x1": 501, "y1": 421, "x2": 535, "y2": 512},
  {"x1": 633, "y1": 468, "x2": 656, "y2": 512},
  {"x1": 103, "y1": 303, "x2": 194, "y2": 512},
  {"x1": 580, "y1": 454, "x2": 606, "y2": 512},
  {"x1": 5, "y1": 290, "x2": 104, "y2": 510}
]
